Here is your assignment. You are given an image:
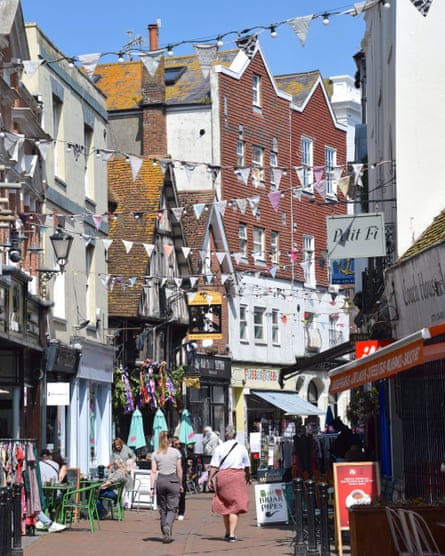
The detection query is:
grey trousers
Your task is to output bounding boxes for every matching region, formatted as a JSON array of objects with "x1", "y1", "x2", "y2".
[{"x1": 156, "y1": 473, "x2": 180, "y2": 532}]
